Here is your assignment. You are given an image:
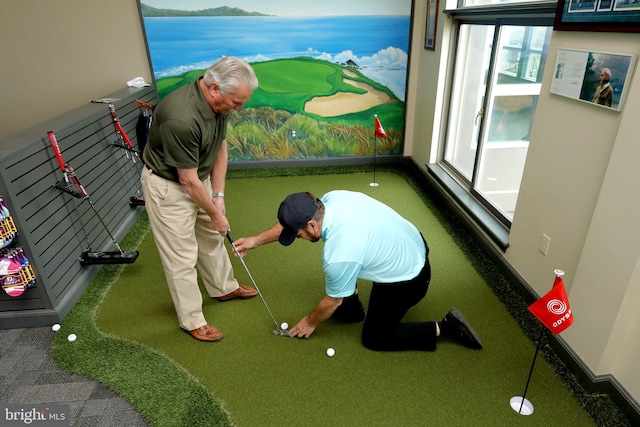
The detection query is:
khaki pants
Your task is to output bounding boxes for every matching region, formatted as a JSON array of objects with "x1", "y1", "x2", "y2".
[{"x1": 140, "y1": 167, "x2": 238, "y2": 331}]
